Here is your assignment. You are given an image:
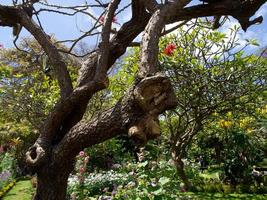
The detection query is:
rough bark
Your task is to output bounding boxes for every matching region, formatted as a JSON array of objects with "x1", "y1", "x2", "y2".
[
  {"x1": 0, "y1": 0, "x2": 266, "y2": 199},
  {"x1": 31, "y1": 74, "x2": 177, "y2": 199},
  {"x1": 33, "y1": 163, "x2": 73, "y2": 200}
]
